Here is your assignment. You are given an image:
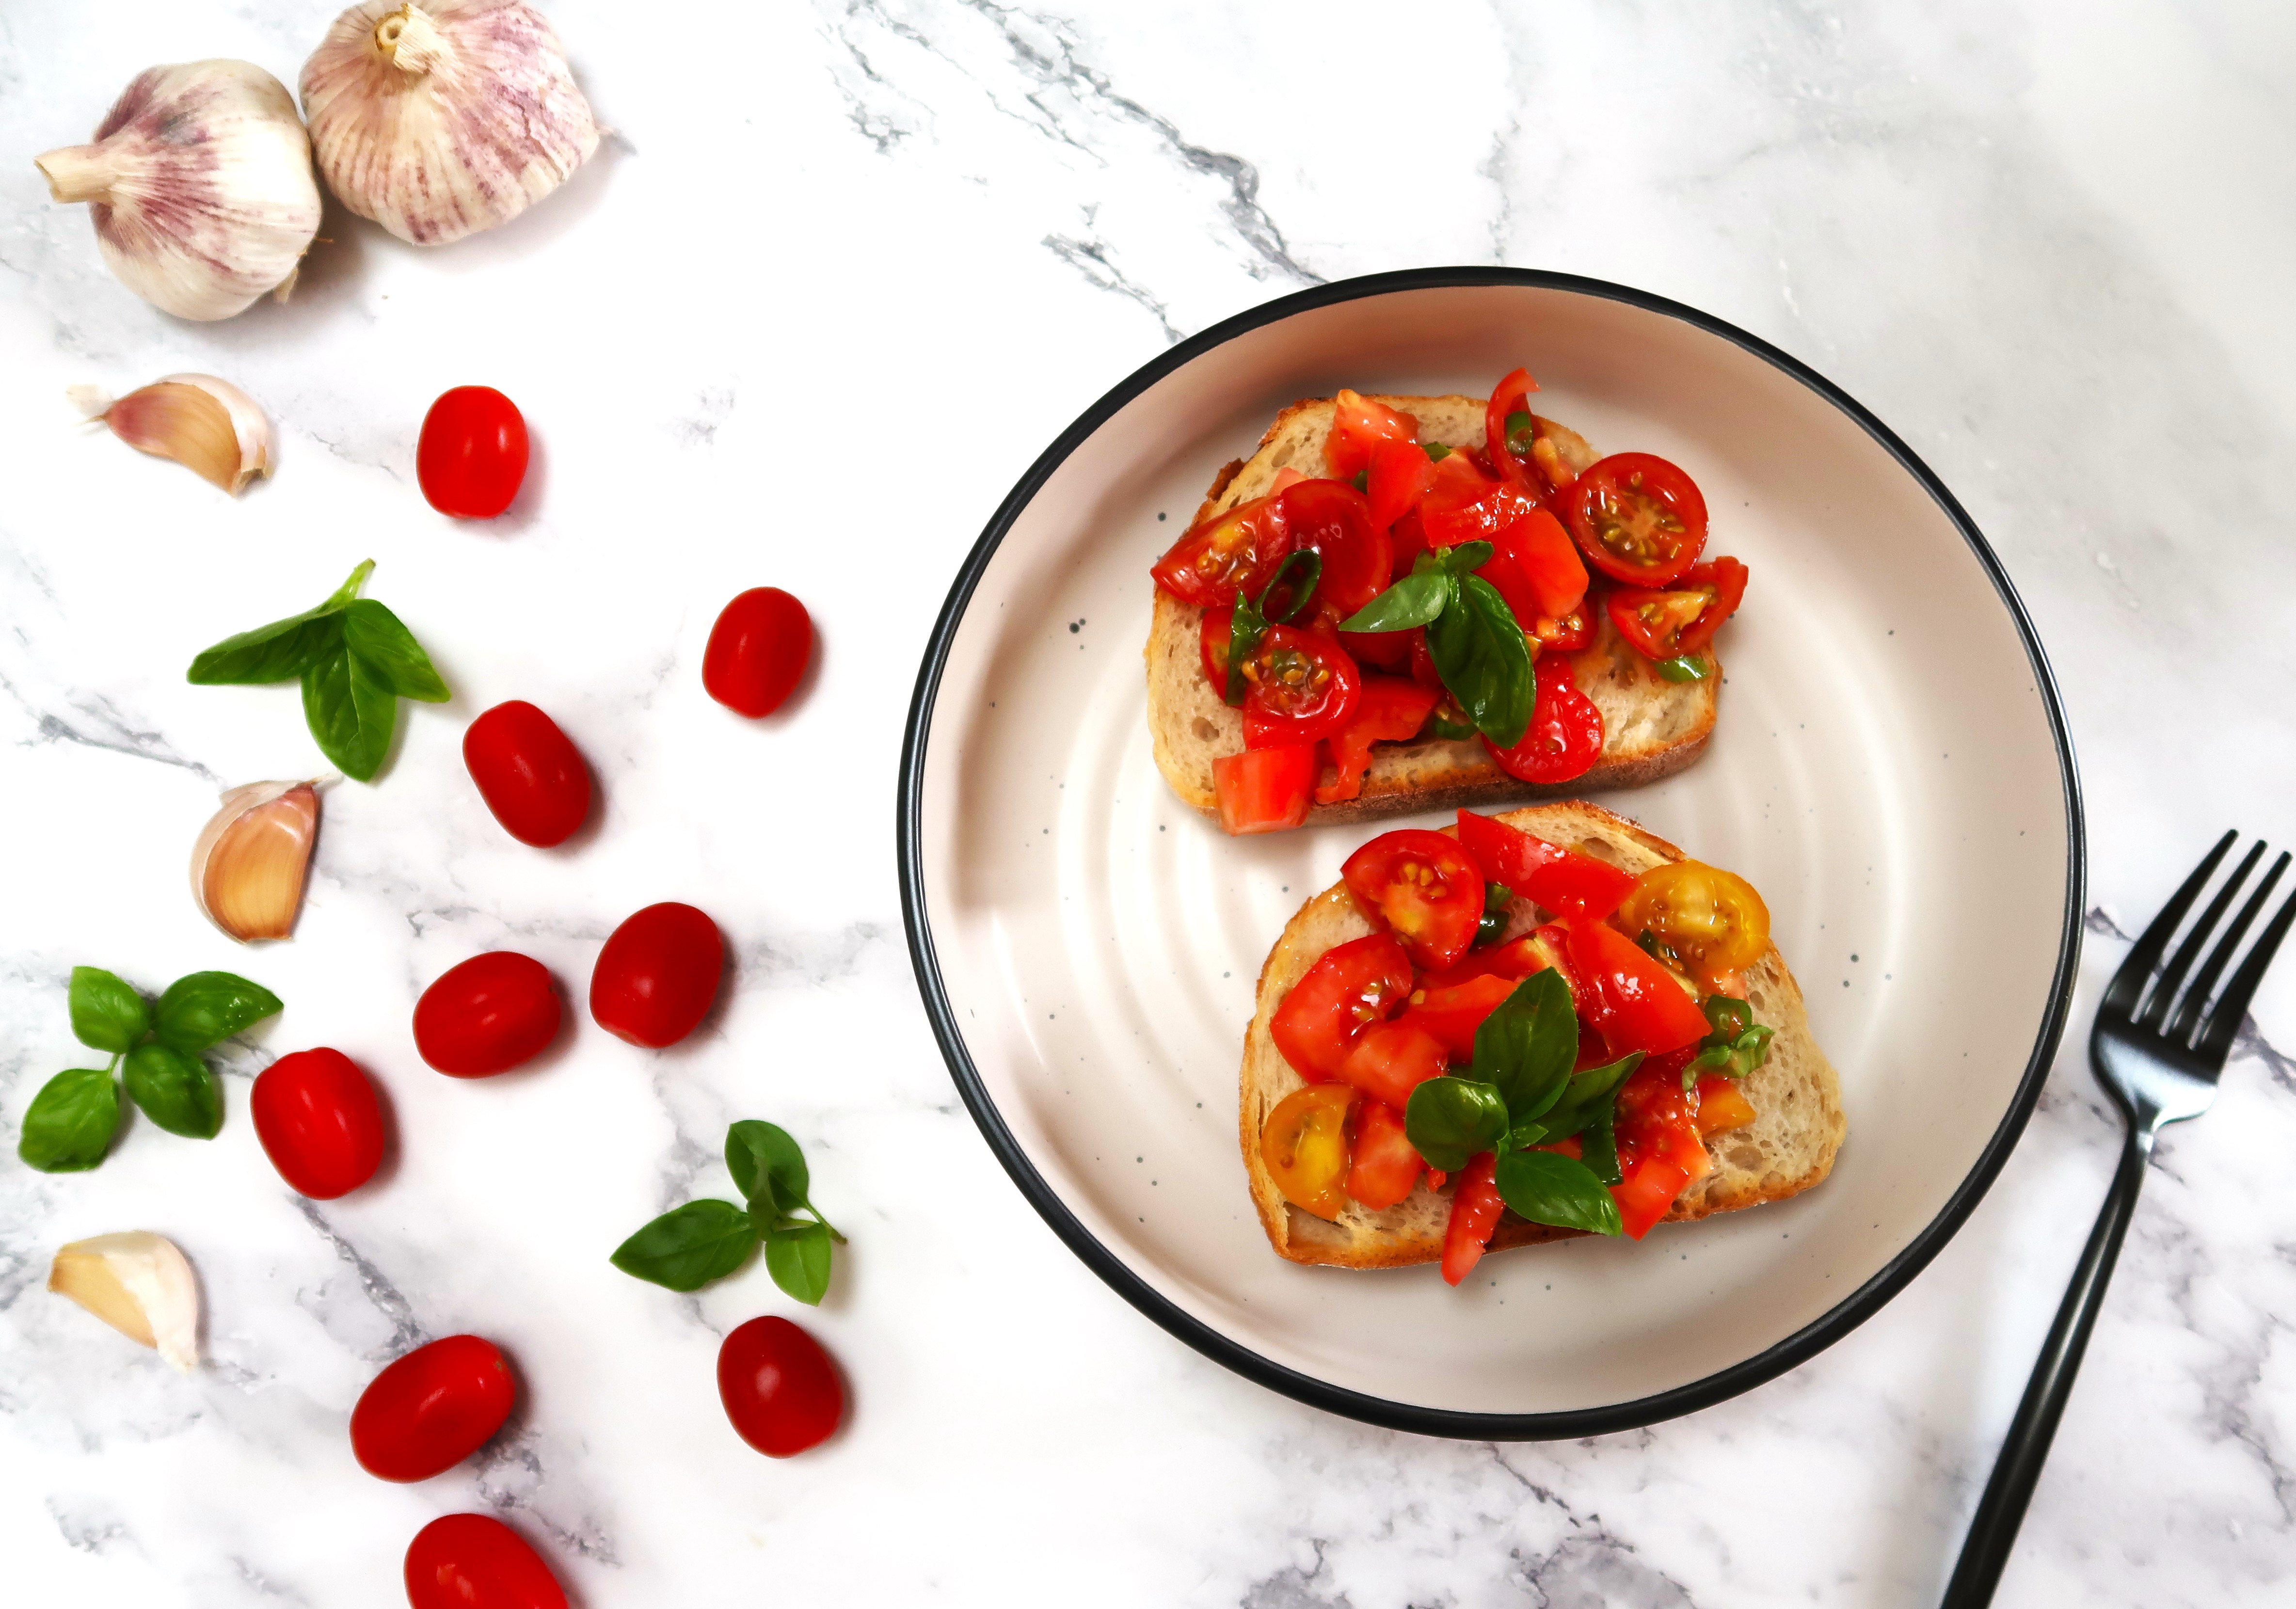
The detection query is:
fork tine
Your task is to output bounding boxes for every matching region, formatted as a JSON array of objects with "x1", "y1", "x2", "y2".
[
  {"x1": 2103, "y1": 830, "x2": 2237, "y2": 1018},
  {"x1": 2194, "y1": 884, "x2": 2296, "y2": 1068},
  {"x1": 2144, "y1": 841, "x2": 2267, "y2": 1031},
  {"x1": 2168, "y1": 851, "x2": 2287, "y2": 1043}
]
